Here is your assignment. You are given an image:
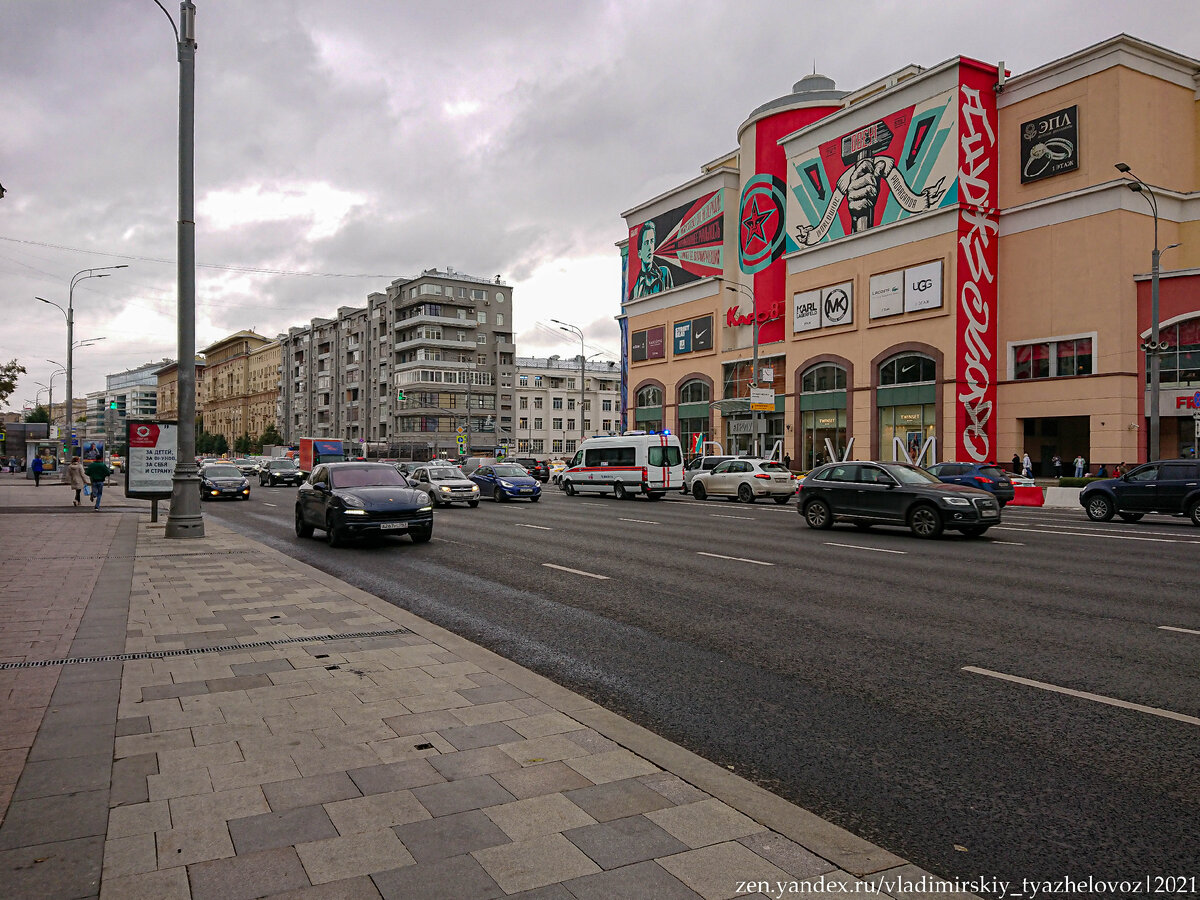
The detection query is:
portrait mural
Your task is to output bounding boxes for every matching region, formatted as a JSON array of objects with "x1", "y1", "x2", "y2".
[{"x1": 626, "y1": 191, "x2": 724, "y2": 301}]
